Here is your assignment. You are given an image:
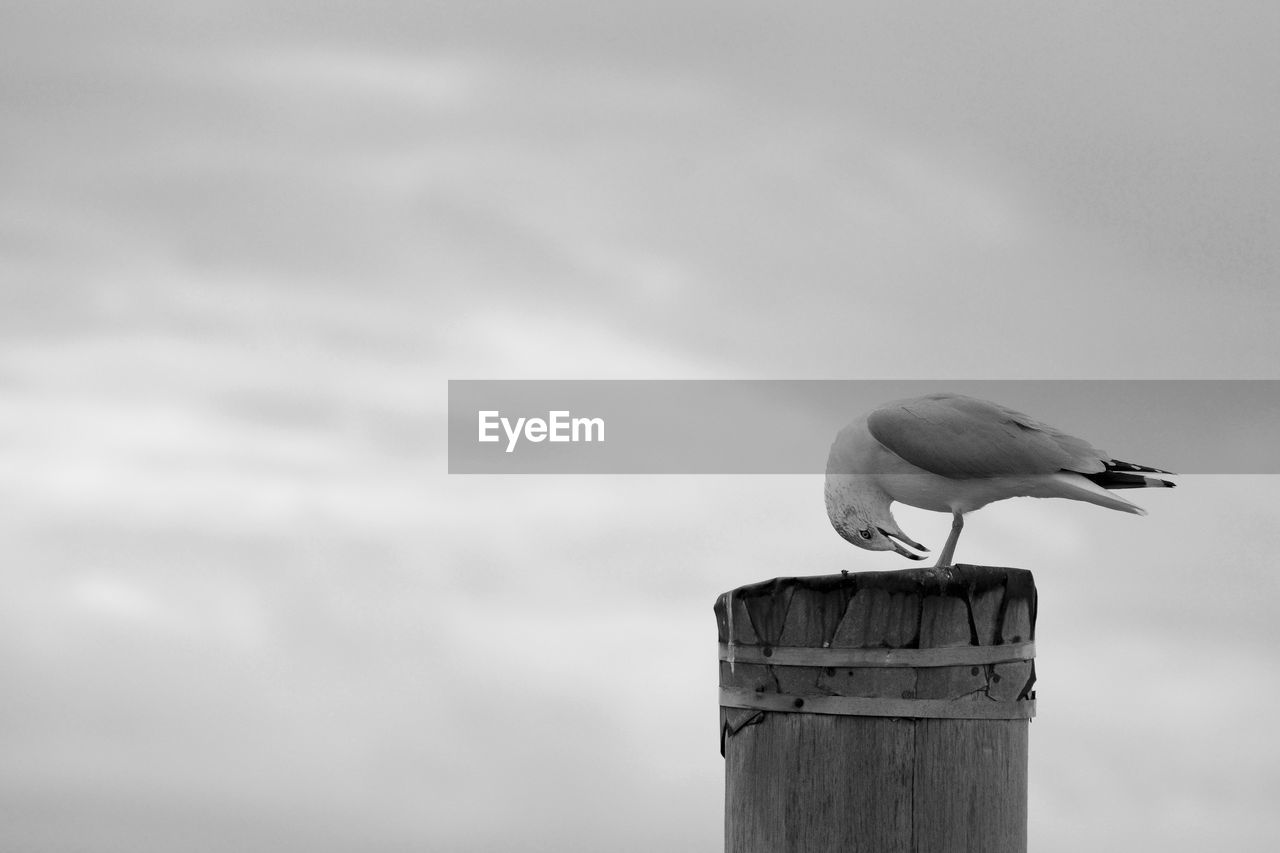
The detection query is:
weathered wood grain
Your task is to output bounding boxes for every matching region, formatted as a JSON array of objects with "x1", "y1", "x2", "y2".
[
  {"x1": 725, "y1": 713, "x2": 914, "y2": 853},
  {"x1": 913, "y1": 719, "x2": 1028, "y2": 853}
]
